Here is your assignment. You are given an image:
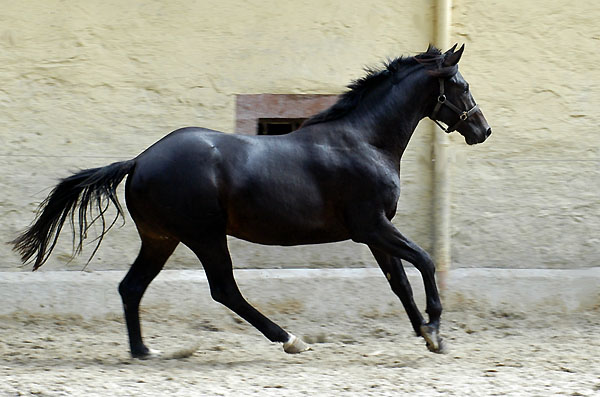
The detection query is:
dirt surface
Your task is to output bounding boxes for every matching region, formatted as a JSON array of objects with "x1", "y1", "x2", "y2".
[{"x1": 1, "y1": 306, "x2": 599, "y2": 396}]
